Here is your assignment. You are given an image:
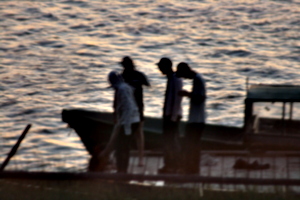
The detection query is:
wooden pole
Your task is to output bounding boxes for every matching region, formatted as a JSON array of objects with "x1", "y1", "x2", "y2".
[{"x1": 0, "y1": 124, "x2": 31, "y2": 171}]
